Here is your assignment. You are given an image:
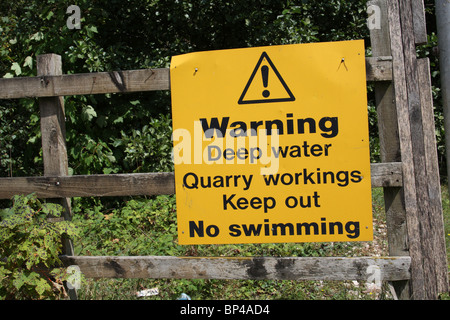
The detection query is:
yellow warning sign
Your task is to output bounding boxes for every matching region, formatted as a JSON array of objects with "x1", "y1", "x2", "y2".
[
  {"x1": 238, "y1": 52, "x2": 295, "y2": 104},
  {"x1": 170, "y1": 40, "x2": 372, "y2": 245}
]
